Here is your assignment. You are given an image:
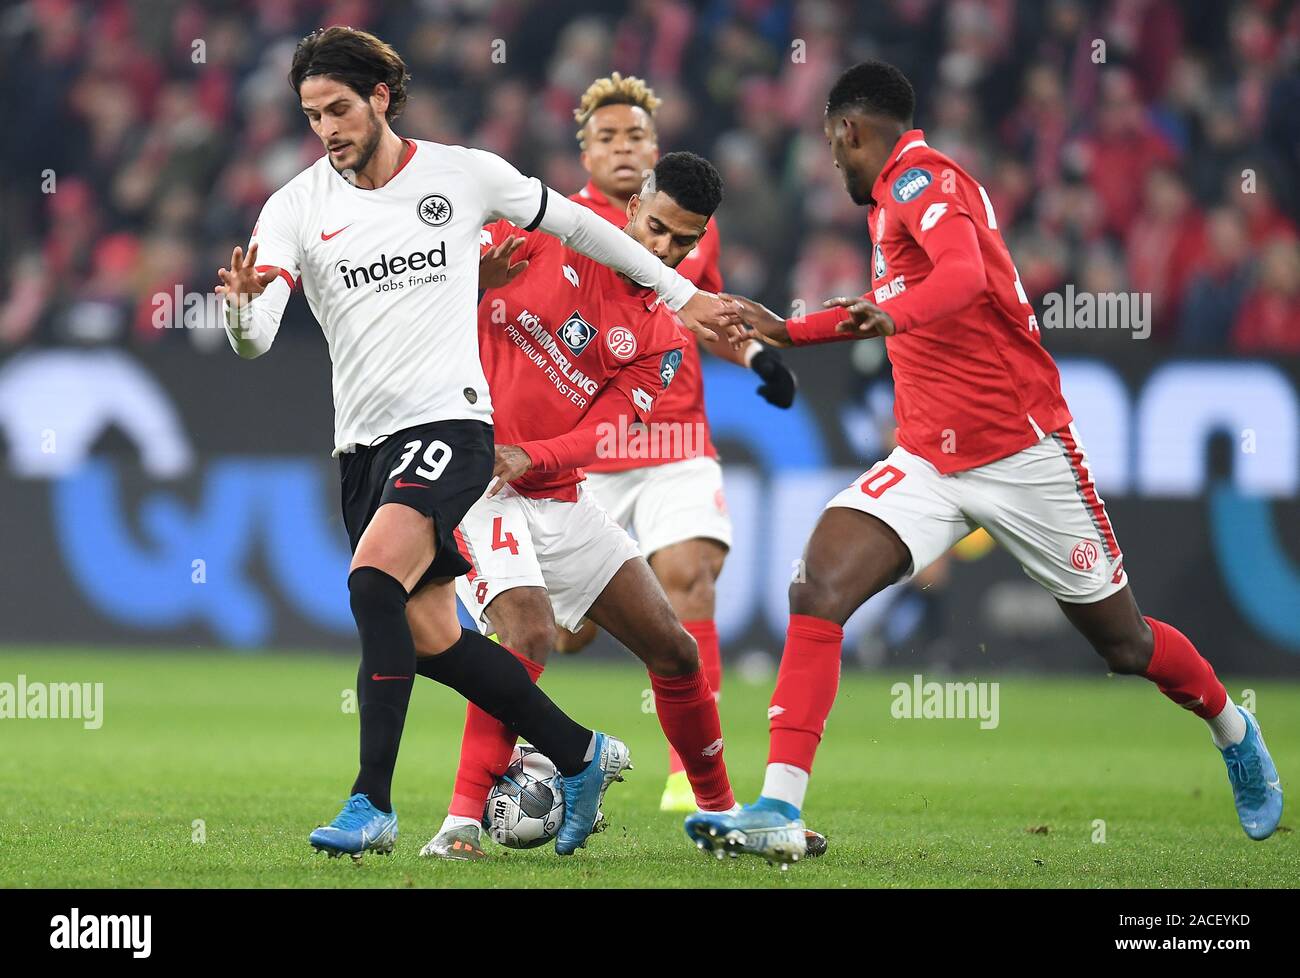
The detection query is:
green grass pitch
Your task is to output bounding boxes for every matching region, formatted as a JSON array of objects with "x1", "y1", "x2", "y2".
[{"x1": 2, "y1": 648, "x2": 1296, "y2": 888}]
